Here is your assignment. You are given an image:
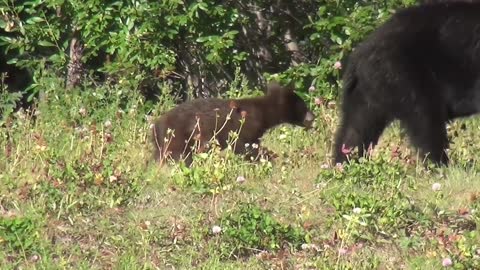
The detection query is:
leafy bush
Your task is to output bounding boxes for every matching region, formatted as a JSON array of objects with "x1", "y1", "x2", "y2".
[
  {"x1": 268, "y1": 0, "x2": 416, "y2": 98},
  {"x1": 218, "y1": 203, "x2": 306, "y2": 258},
  {"x1": 0, "y1": 0, "x2": 416, "y2": 101},
  {"x1": 0, "y1": 216, "x2": 39, "y2": 253}
]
